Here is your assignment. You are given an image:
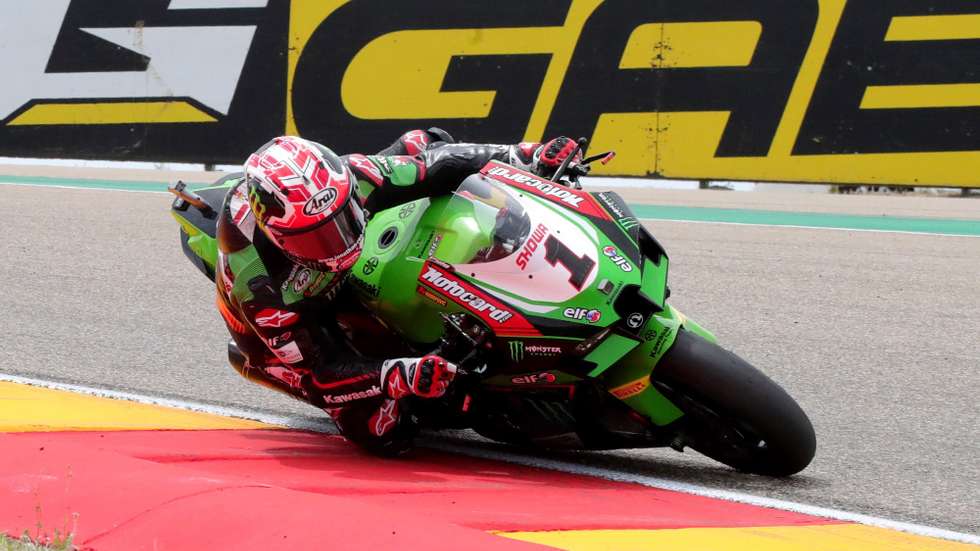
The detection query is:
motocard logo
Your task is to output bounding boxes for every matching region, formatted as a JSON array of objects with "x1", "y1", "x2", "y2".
[
  {"x1": 516, "y1": 223, "x2": 549, "y2": 270},
  {"x1": 485, "y1": 166, "x2": 584, "y2": 207},
  {"x1": 255, "y1": 309, "x2": 299, "y2": 328},
  {"x1": 420, "y1": 266, "x2": 514, "y2": 324},
  {"x1": 303, "y1": 187, "x2": 338, "y2": 215},
  {"x1": 564, "y1": 308, "x2": 601, "y2": 323},
  {"x1": 603, "y1": 246, "x2": 634, "y2": 272}
]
